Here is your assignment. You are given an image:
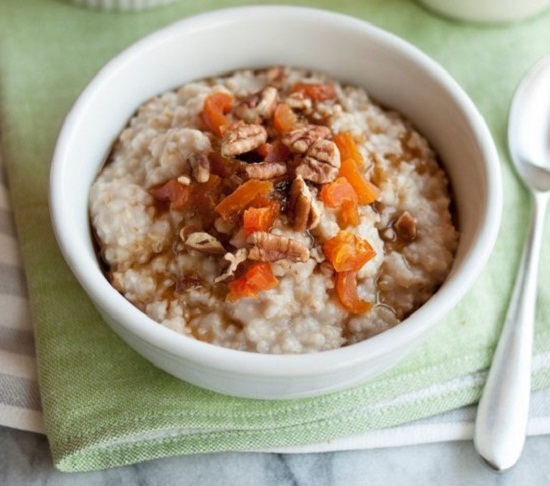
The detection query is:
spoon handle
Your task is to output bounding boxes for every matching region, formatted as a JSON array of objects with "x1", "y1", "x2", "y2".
[{"x1": 474, "y1": 192, "x2": 548, "y2": 471}]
